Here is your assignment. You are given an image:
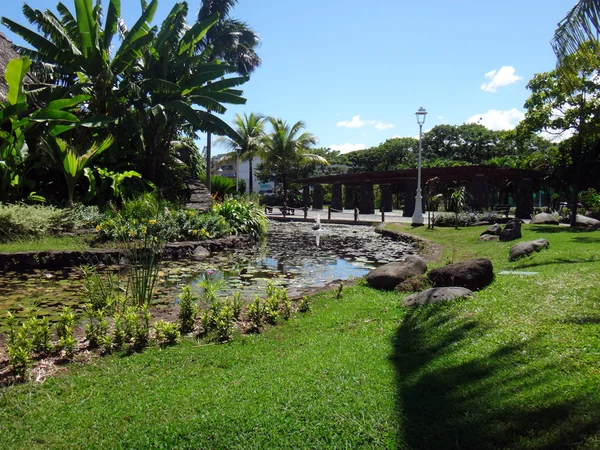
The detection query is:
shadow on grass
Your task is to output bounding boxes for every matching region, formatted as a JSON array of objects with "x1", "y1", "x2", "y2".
[
  {"x1": 528, "y1": 225, "x2": 589, "y2": 234},
  {"x1": 514, "y1": 255, "x2": 599, "y2": 269},
  {"x1": 392, "y1": 306, "x2": 600, "y2": 449}
]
